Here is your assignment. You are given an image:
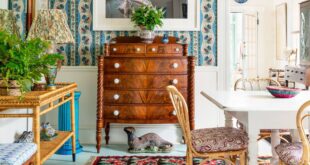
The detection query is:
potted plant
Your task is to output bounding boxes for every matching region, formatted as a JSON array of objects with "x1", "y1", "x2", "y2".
[
  {"x1": 131, "y1": 5, "x2": 165, "y2": 43},
  {"x1": 0, "y1": 30, "x2": 63, "y2": 96}
]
